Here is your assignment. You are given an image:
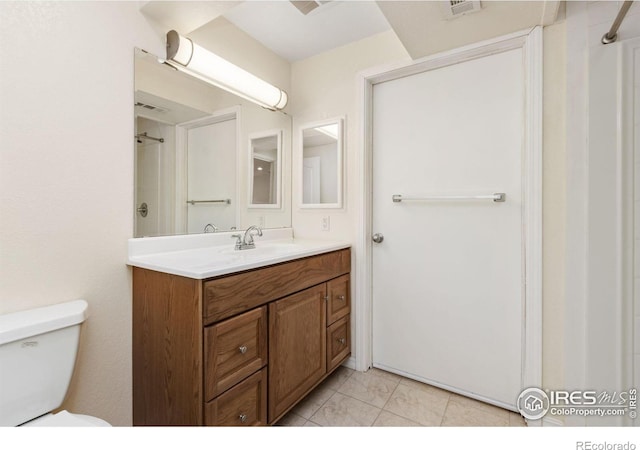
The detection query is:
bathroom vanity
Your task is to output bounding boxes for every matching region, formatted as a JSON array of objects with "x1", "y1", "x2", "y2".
[{"x1": 129, "y1": 235, "x2": 351, "y2": 426}]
